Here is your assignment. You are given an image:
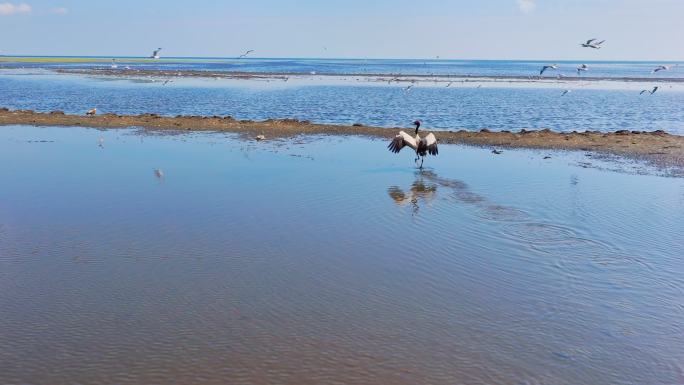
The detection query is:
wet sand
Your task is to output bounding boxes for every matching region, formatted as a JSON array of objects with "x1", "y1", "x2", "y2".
[
  {"x1": 1, "y1": 107, "x2": 683, "y2": 171},
  {"x1": 51, "y1": 68, "x2": 684, "y2": 84}
]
